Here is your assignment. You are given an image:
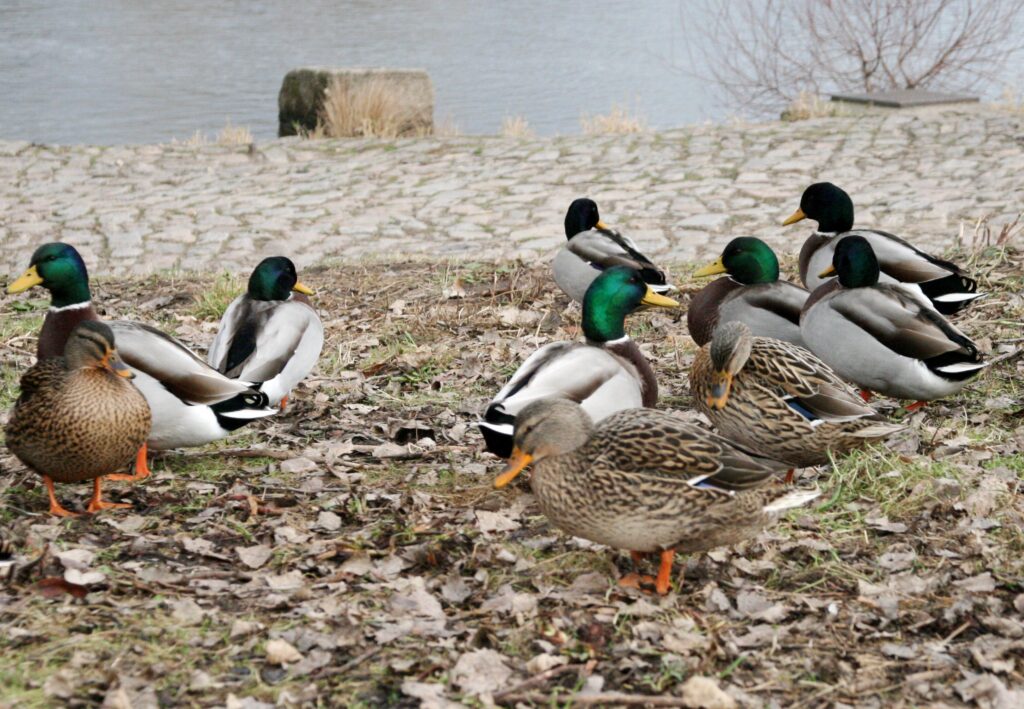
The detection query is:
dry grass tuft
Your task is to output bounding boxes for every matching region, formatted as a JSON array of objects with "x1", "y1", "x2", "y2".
[
  {"x1": 580, "y1": 104, "x2": 647, "y2": 135},
  {"x1": 780, "y1": 91, "x2": 841, "y2": 121},
  {"x1": 319, "y1": 77, "x2": 432, "y2": 139},
  {"x1": 993, "y1": 86, "x2": 1024, "y2": 114},
  {"x1": 500, "y1": 116, "x2": 535, "y2": 139},
  {"x1": 216, "y1": 120, "x2": 253, "y2": 146}
]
